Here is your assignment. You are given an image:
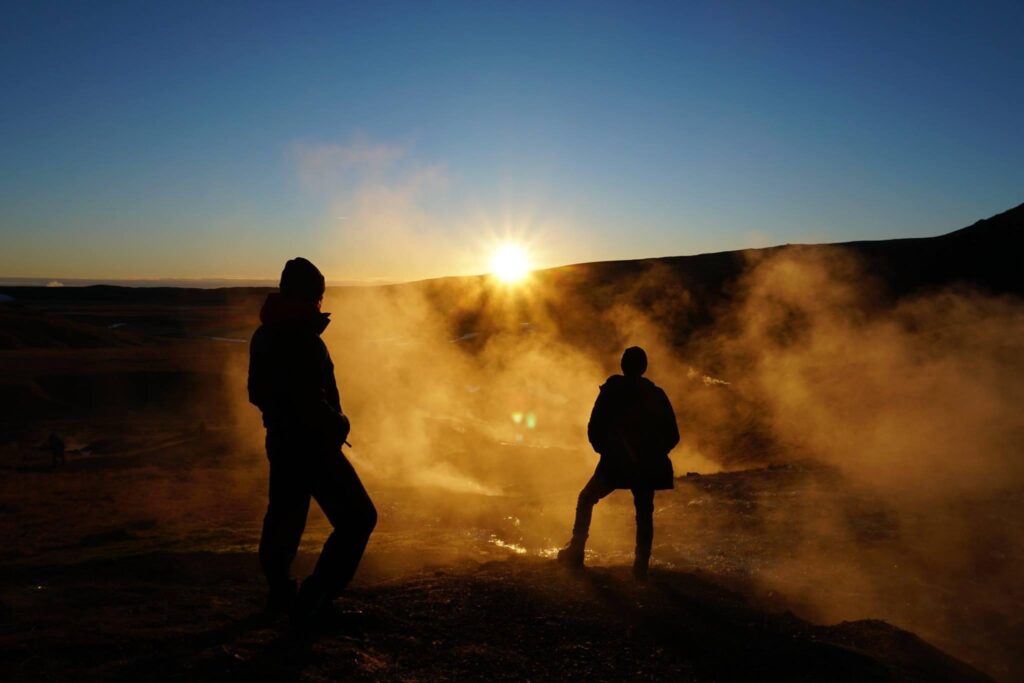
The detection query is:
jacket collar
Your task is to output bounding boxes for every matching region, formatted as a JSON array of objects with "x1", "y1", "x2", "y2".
[
  {"x1": 603, "y1": 374, "x2": 654, "y2": 390},
  {"x1": 259, "y1": 293, "x2": 330, "y2": 334}
]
